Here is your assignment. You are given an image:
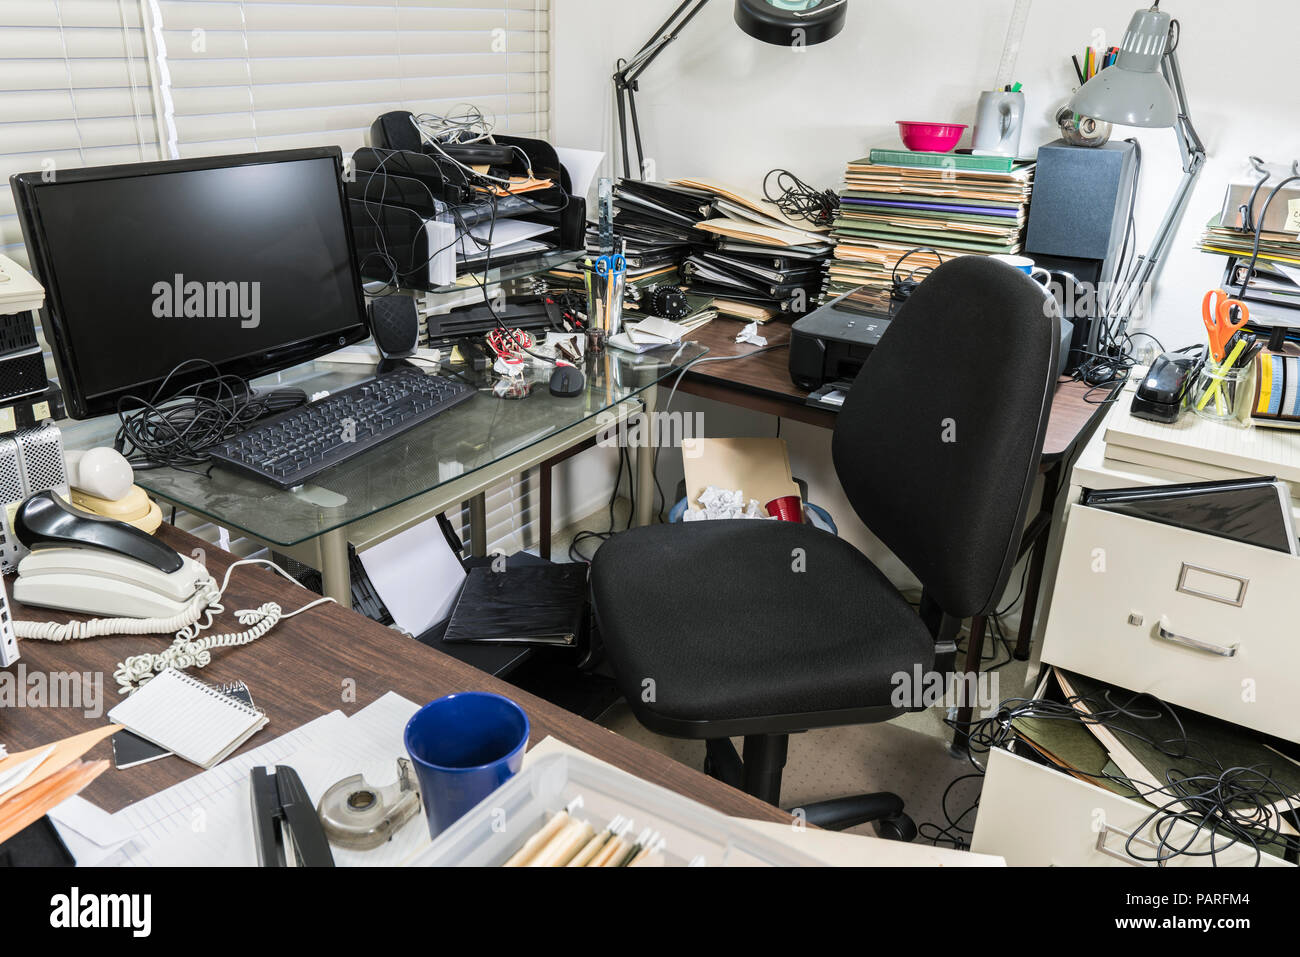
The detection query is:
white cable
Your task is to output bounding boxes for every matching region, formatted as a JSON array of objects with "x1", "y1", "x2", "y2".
[
  {"x1": 113, "y1": 592, "x2": 335, "y2": 695},
  {"x1": 408, "y1": 111, "x2": 536, "y2": 185},
  {"x1": 14, "y1": 558, "x2": 336, "y2": 694}
]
